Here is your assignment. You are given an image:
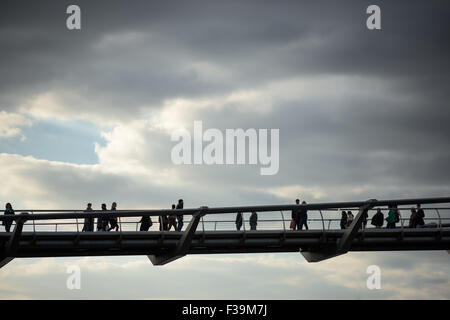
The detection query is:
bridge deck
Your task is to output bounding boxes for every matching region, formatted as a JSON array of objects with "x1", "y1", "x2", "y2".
[
  {"x1": 1, "y1": 197, "x2": 449, "y2": 266},
  {"x1": 1, "y1": 228, "x2": 449, "y2": 259}
]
